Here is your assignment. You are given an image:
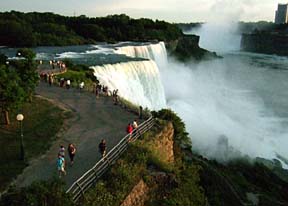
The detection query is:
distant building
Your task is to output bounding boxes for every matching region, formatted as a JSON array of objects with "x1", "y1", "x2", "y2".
[{"x1": 275, "y1": 4, "x2": 288, "y2": 24}]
